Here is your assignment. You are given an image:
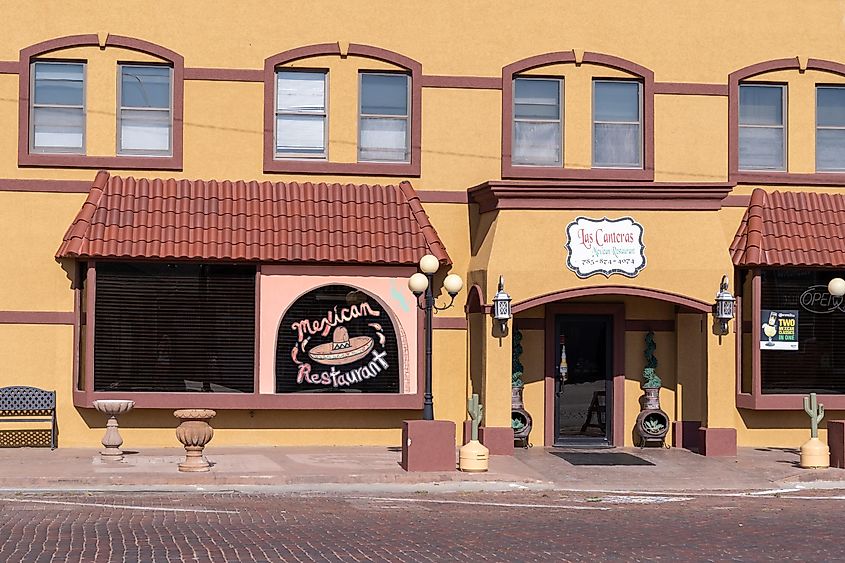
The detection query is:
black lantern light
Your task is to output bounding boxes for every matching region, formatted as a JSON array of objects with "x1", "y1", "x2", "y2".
[
  {"x1": 713, "y1": 274, "x2": 736, "y2": 336},
  {"x1": 492, "y1": 275, "x2": 512, "y2": 331}
]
